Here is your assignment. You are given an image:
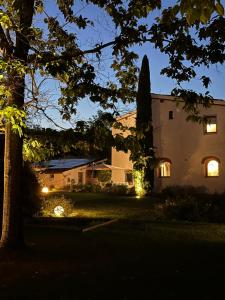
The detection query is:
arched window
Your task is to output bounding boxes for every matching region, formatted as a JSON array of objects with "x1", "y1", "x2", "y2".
[
  {"x1": 159, "y1": 159, "x2": 171, "y2": 177},
  {"x1": 202, "y1": 157, "x2": 220, "y2": 177}
]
